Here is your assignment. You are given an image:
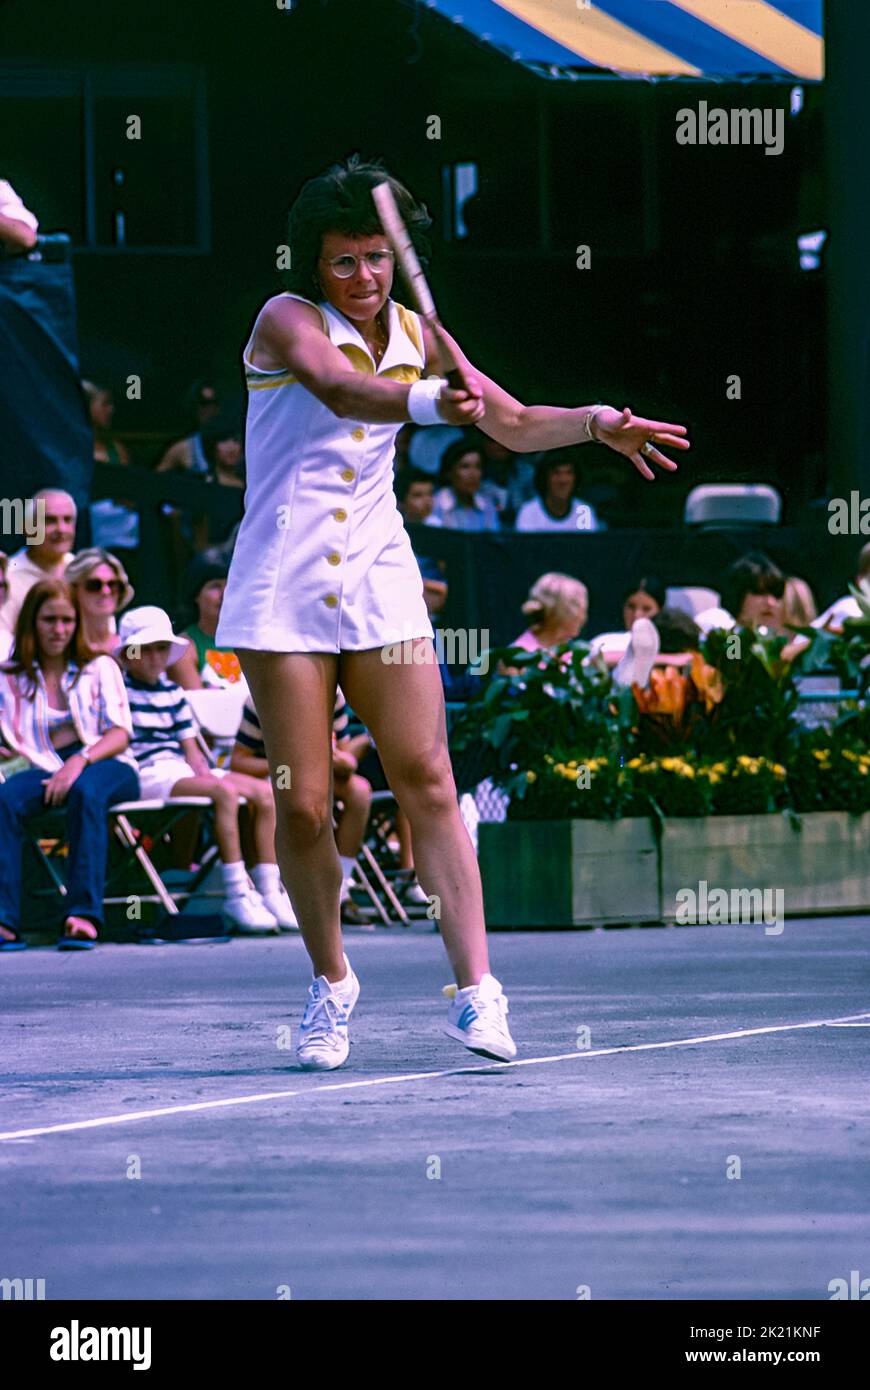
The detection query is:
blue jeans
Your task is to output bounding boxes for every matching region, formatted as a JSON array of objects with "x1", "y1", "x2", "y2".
[{"x1": 0, "y1": 756, "x2": 140, "y2": 929}]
